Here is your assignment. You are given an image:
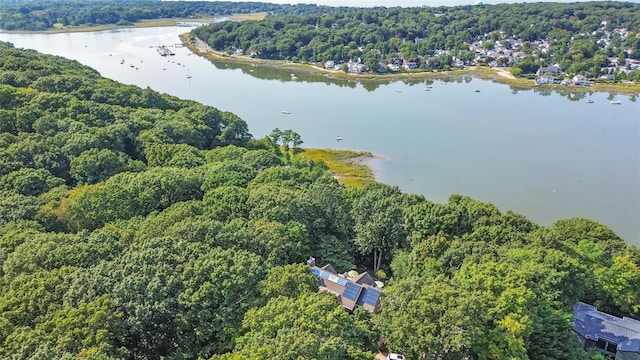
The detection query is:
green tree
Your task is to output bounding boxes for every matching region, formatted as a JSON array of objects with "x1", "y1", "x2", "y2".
[
  {"x1": 350, "y1": 183, "x2": 406, "y2": 272},
  {"x1": 176, "y1": 247, "x2": 267, "y2": 358},
  {"x1": 69, "y1": 148, "x2": 131, "y2": 184}
]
